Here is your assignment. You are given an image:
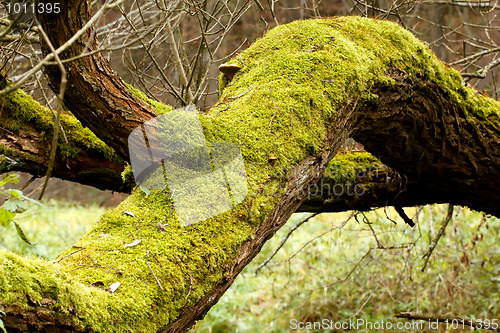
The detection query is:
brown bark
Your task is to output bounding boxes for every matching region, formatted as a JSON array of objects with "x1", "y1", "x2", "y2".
[
  {"x1": 353, "y1": 68, "x2": 500, "y2": 217},
  {"x1": 0, "y1": 303, "x2": 77, "y2": 333},
  {"x1": 37, "y1": 0, "x2": 157, "y2": 160}
]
